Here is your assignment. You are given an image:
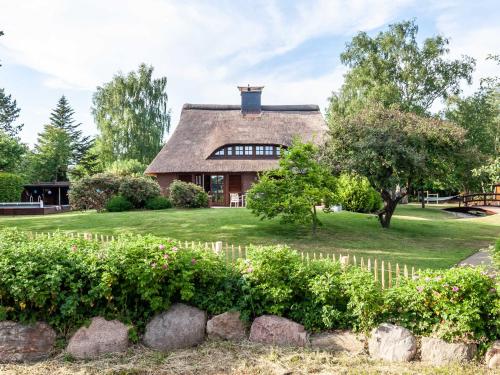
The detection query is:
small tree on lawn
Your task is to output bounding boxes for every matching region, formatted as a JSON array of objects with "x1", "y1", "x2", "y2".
[
  {"x1": 246, "y1": 140, "x2": 335, "y2": 235},
  {"x1": 326, "y1": 104, "x2": 464, "y2": 228}
]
